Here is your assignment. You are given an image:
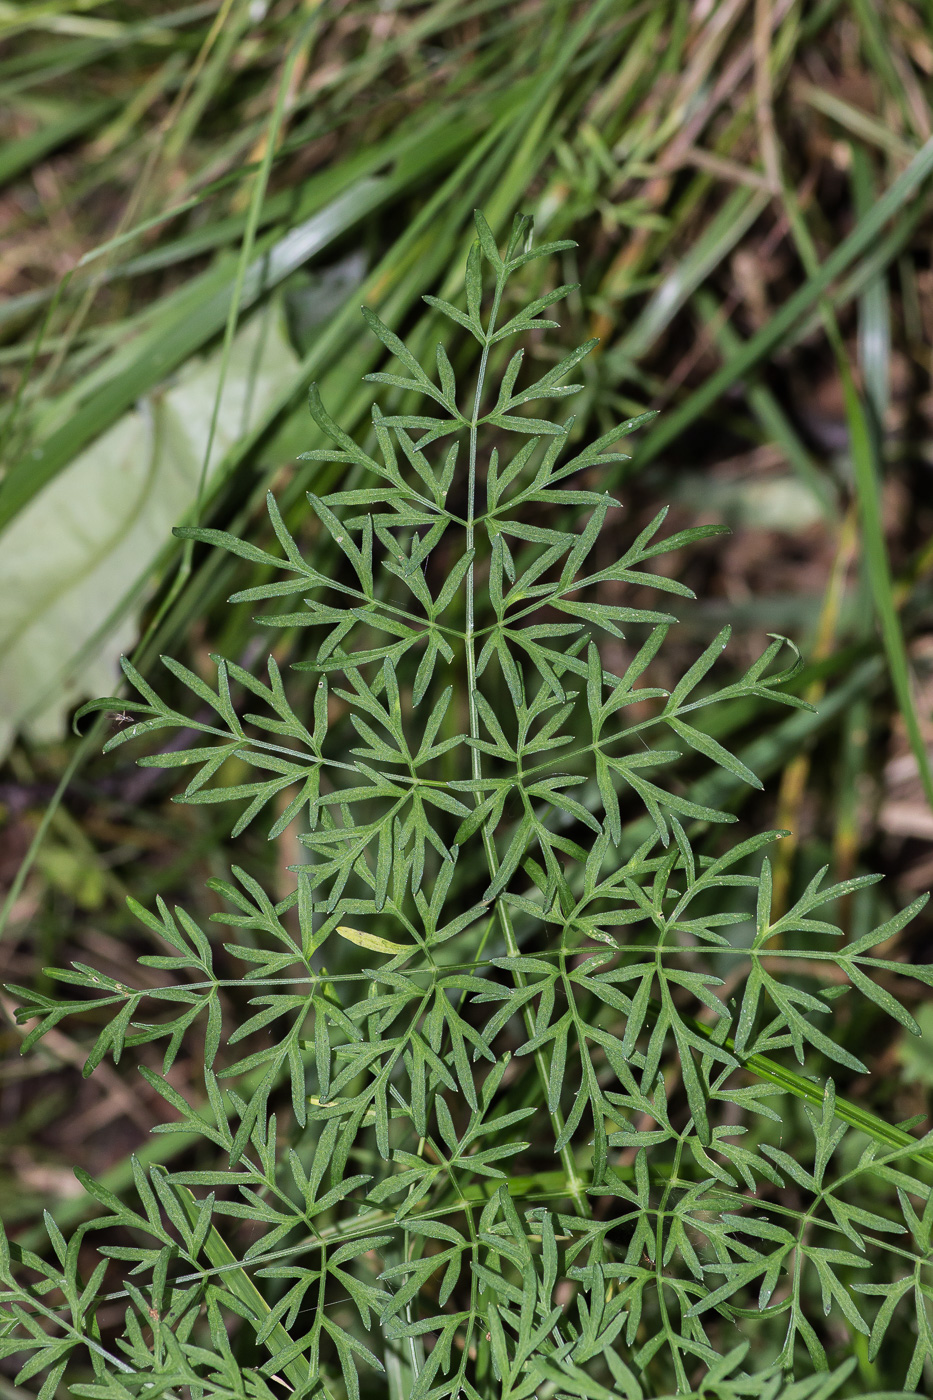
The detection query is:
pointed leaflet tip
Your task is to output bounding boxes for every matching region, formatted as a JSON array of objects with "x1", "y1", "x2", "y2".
[{"x1": 473, "y1": 209, "x2": 503, "y2": 268}]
